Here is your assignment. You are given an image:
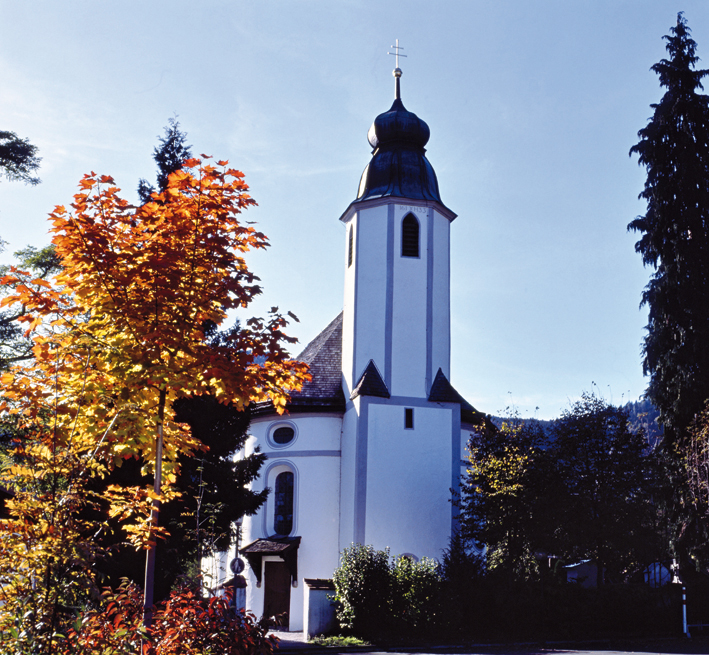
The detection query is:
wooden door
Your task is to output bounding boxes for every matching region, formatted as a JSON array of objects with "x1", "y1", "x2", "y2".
[{"x1": 263, "y1": 561, "x2": 291, "y2": 628}]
